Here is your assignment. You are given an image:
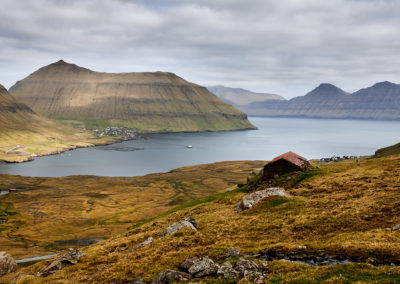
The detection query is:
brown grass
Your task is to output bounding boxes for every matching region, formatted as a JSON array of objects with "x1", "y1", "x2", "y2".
[
  {"x1": 0, "y1": 161, "x2": 264, "y2": 259},
  {"x1": 2, "y1": 156, "x2": 400, "y2": 283}
]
